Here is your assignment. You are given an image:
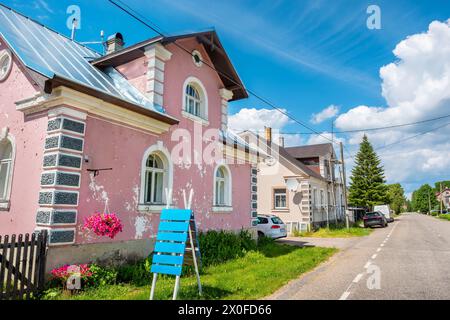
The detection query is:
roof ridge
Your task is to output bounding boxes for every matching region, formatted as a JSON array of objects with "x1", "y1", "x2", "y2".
[{"x1": 0, "y1": 3, "x2": 101, "y2": 56}]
